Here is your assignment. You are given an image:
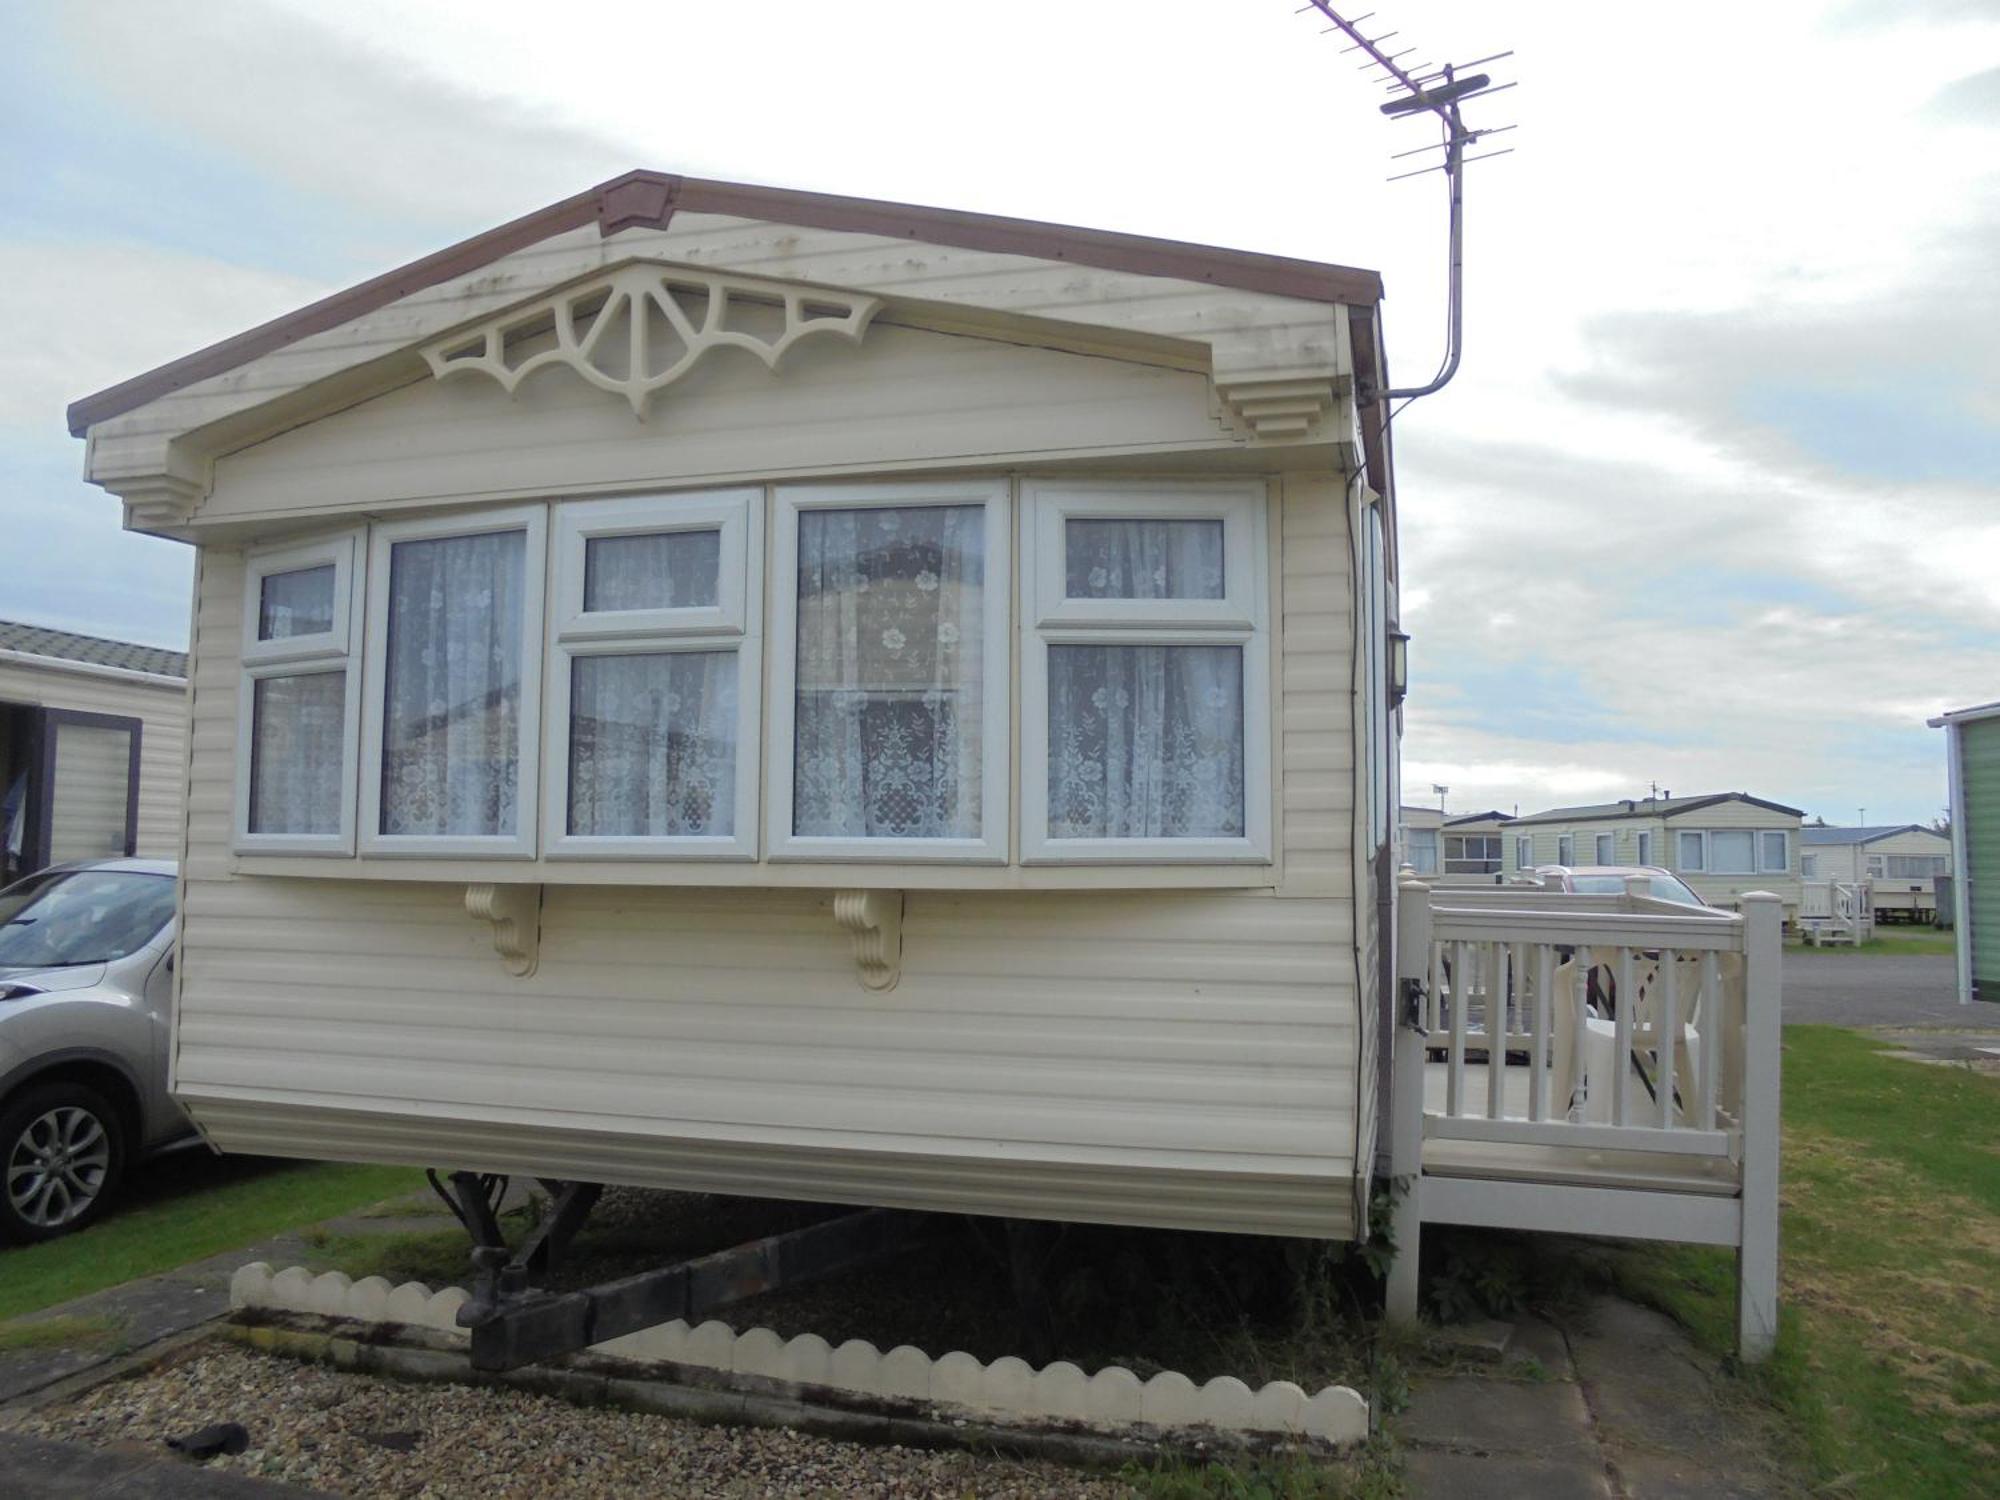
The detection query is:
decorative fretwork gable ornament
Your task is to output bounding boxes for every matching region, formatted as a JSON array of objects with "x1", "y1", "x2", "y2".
[{"x1": 421, "y1": 262, "x2": 882, "y2": 417}]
